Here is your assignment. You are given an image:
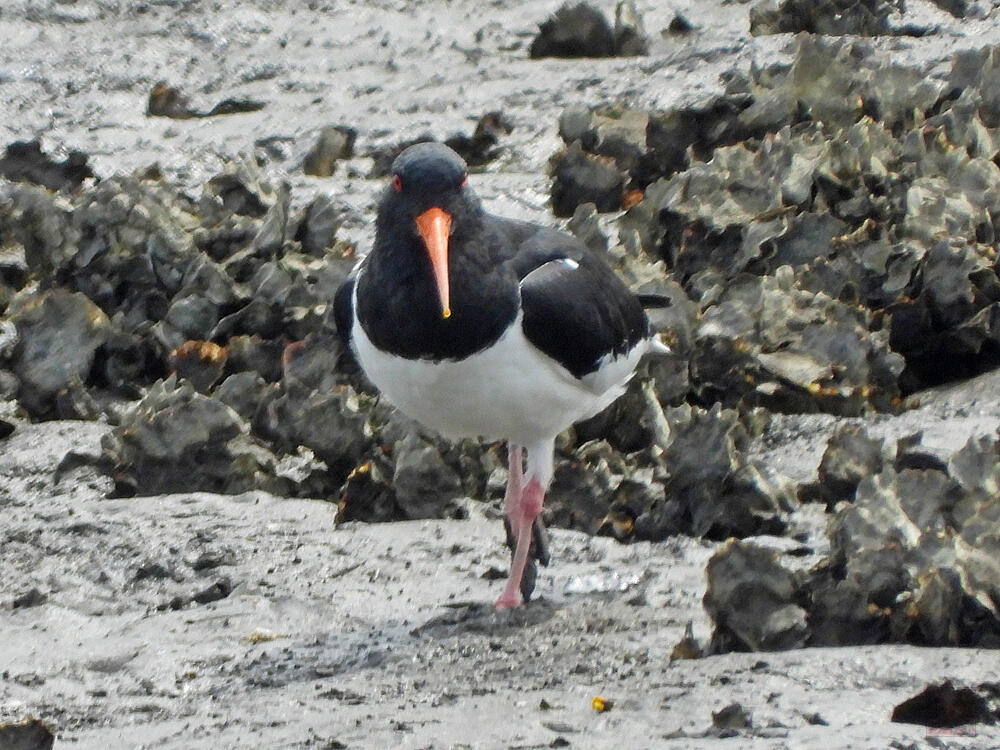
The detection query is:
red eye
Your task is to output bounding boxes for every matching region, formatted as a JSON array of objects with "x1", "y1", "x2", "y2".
[
  {"x1": 392, "y1": 174, "x2": 403, "y2": 191},
  {"x1": 460, "y1": 173, "x2": 468, "y2": 187}
]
